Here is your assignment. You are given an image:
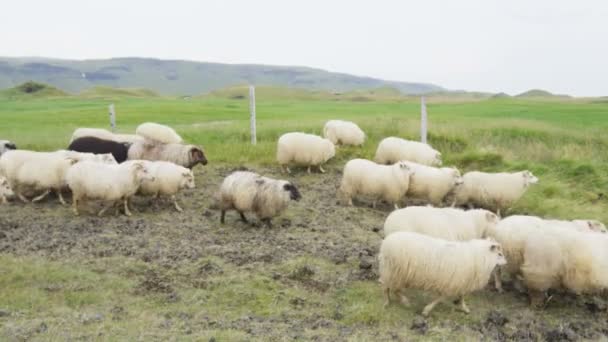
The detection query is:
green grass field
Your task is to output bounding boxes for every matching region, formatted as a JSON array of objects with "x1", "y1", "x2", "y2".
[
  {"x1": 1, "y1": 85, "x2": 608, "y2": 340},
  {"x1": 3, "y1": 86, "x2": 607, "y2": 220}
]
